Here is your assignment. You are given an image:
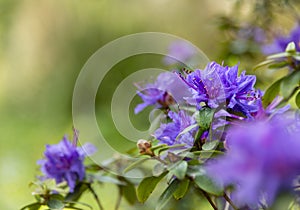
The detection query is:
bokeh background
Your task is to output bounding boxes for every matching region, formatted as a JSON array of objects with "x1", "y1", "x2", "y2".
[{"x1": 0, "y1": 0, "x2": 298, "y2": 209}]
